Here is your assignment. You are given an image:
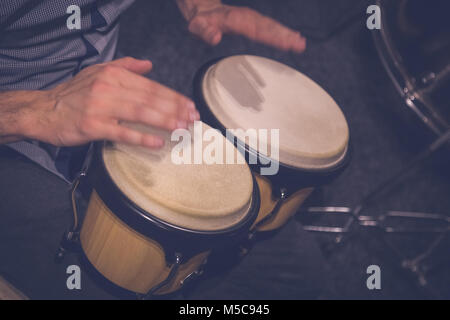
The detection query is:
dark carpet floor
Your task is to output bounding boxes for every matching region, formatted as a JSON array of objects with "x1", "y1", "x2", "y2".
[{"x1": 116, "y1": 0, "x2": 450, "y2": 299}]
